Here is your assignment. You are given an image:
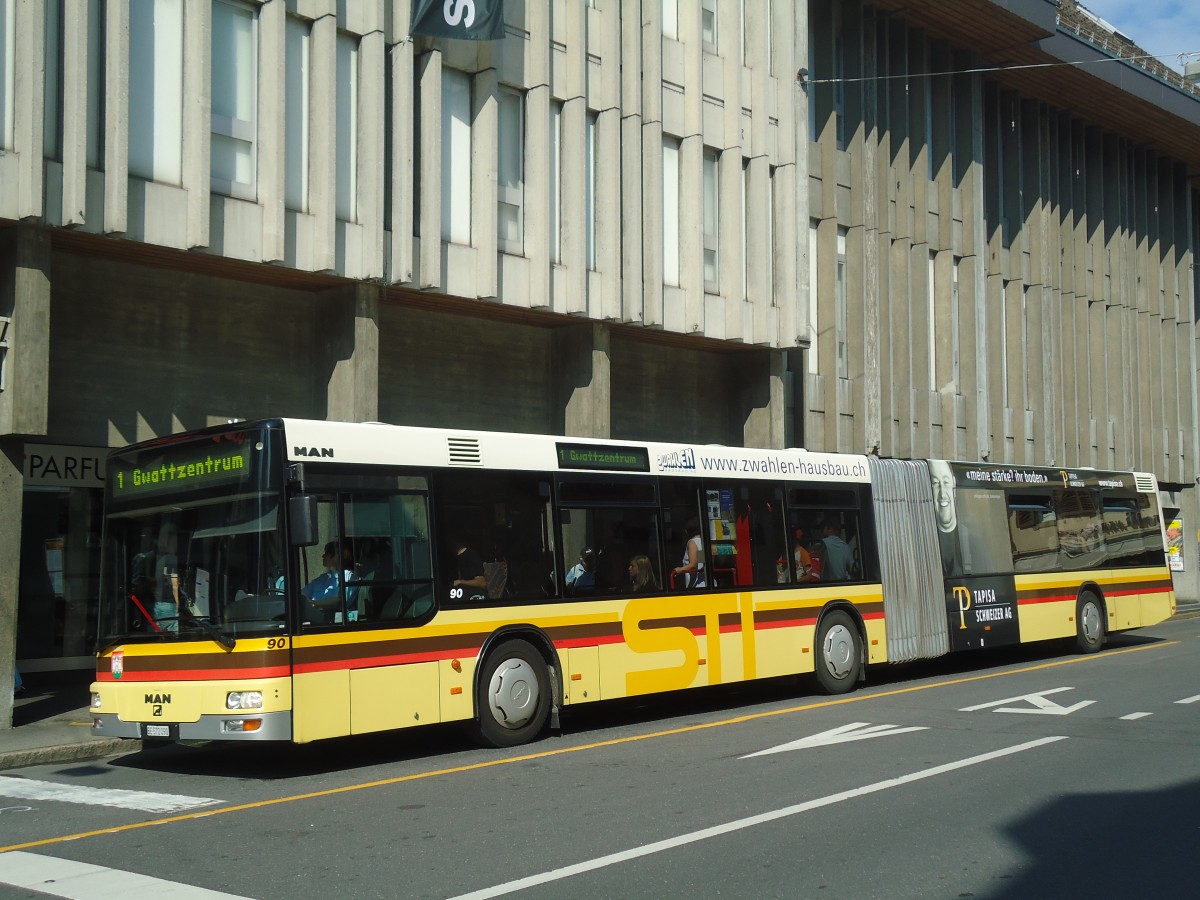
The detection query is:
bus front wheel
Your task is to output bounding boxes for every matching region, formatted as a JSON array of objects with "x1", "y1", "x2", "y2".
[
  {"x1": 1075, "y1": 593, "x2": 1105, "y2": 654},
  {"x1": 814, "y1": 610, "x2": 862, "y2": 694},
  {"x1": 476, "y1": 639, "x2": 551, "y2": 747}
]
